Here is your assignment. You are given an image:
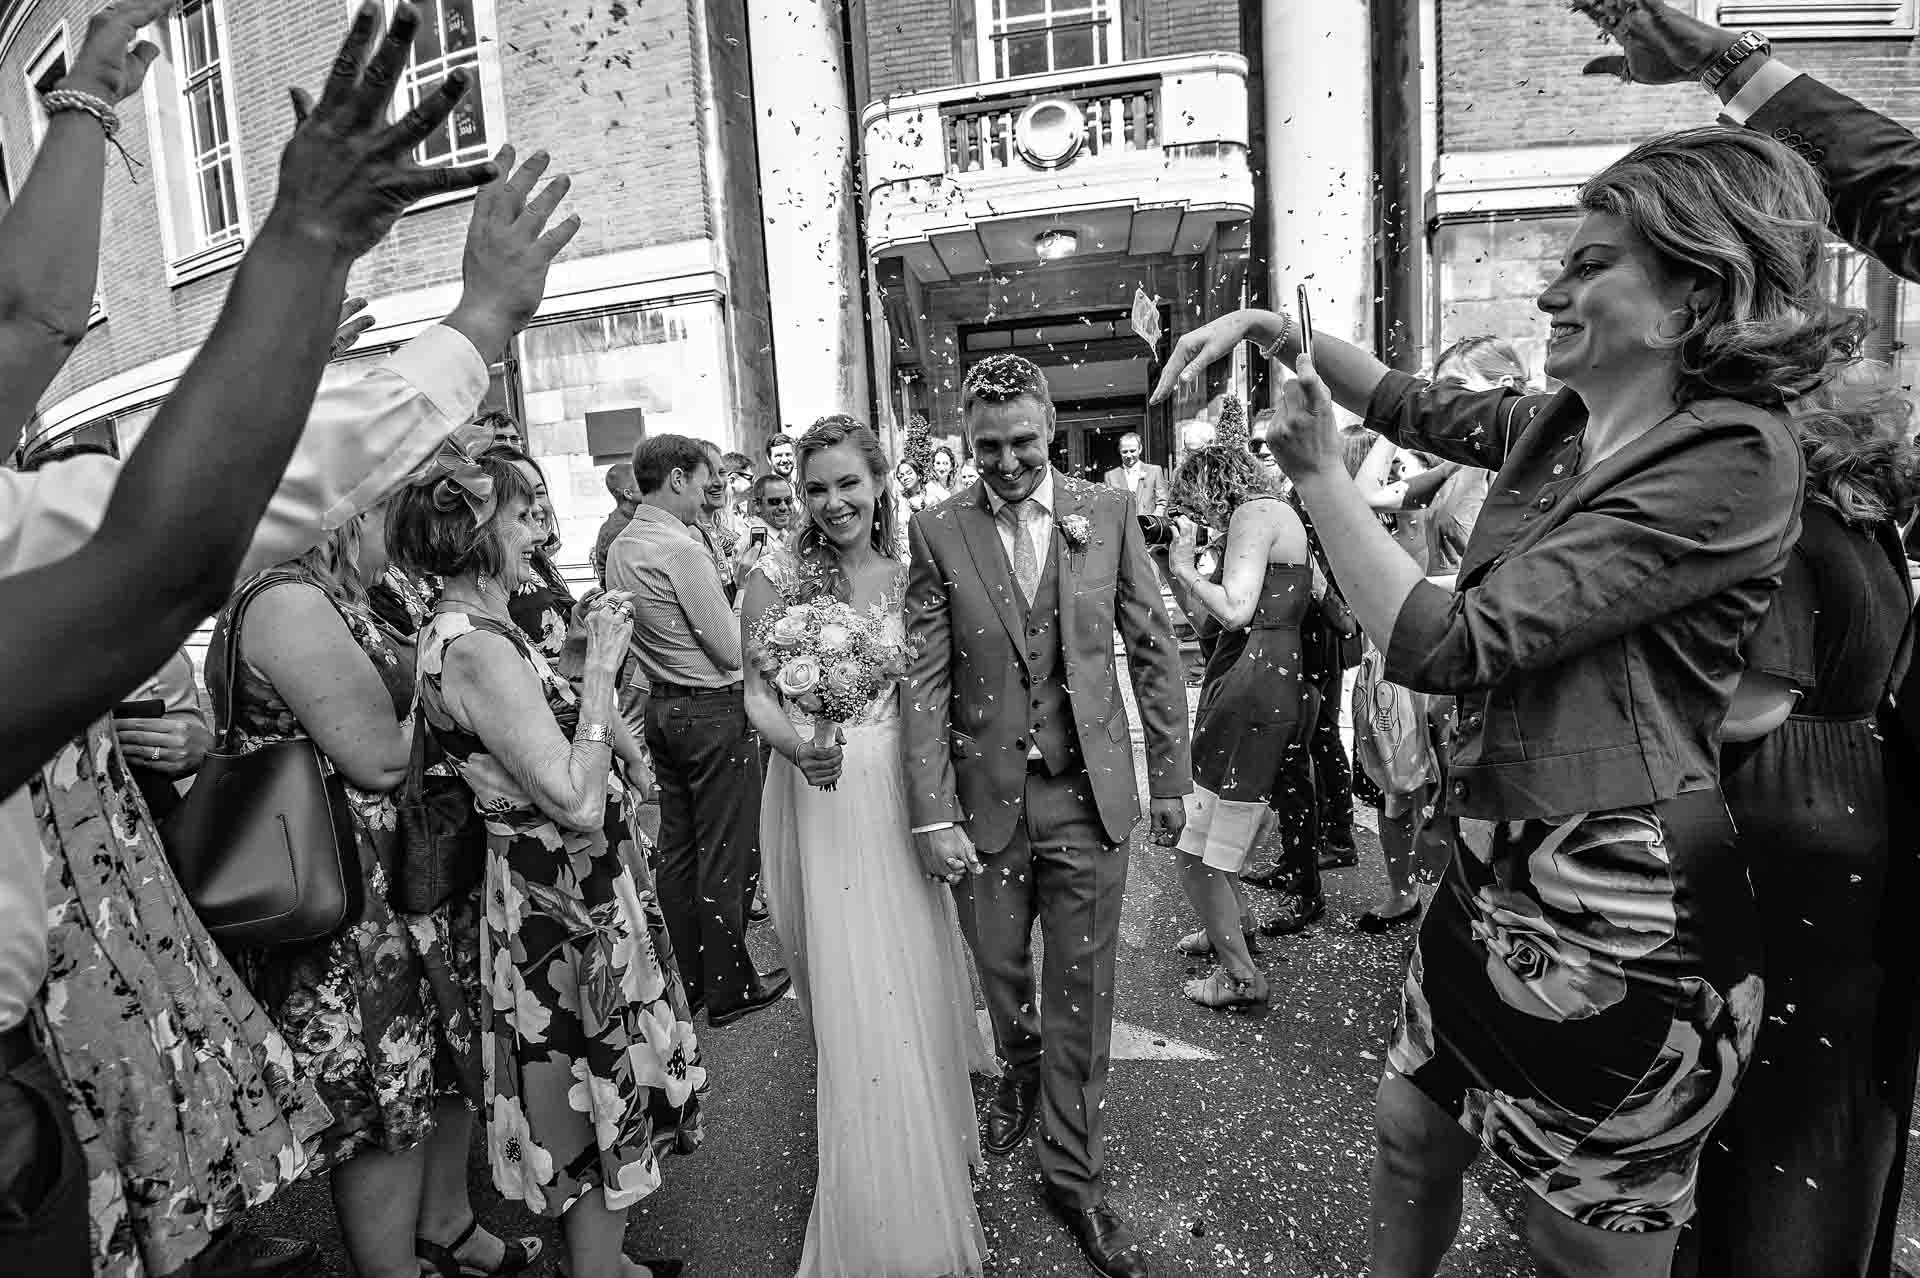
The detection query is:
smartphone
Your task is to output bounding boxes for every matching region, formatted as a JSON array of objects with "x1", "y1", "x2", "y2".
[
  {"x1": 1295, "y1": 283, "x2": 1316, "y2": 361},
  {"x1": 112, "y1": 698, "x2": 165, "y2": 720},
  {"x1": 750, "y1": 526, "x2": 768, "y2": 547}
]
